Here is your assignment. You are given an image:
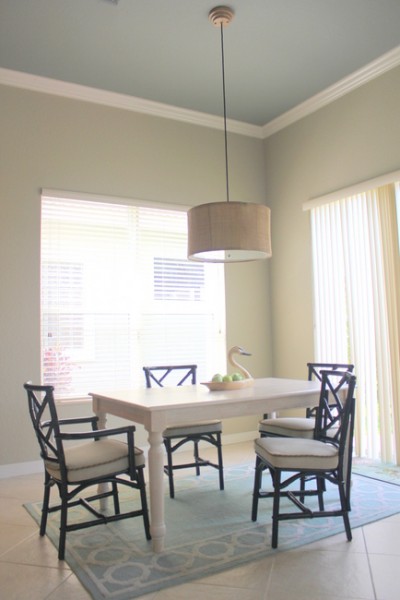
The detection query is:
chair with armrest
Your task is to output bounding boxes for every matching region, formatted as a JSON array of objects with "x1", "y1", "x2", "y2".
[
  {"x1": 251, "y1": 369, "x2": 357, "y2": 548},
  {"x1": 24, "y1": 382, "x2": 151, "y2": 560},
  {"x1": 259, "y1": 362, "x2": 354, "y2": 500},
  {"x1": 258, "y1": 362, "x2": 355, "y2": 438},
  {"x1": 143, "y1": 365, "x2": 224, "y2": 499}
]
